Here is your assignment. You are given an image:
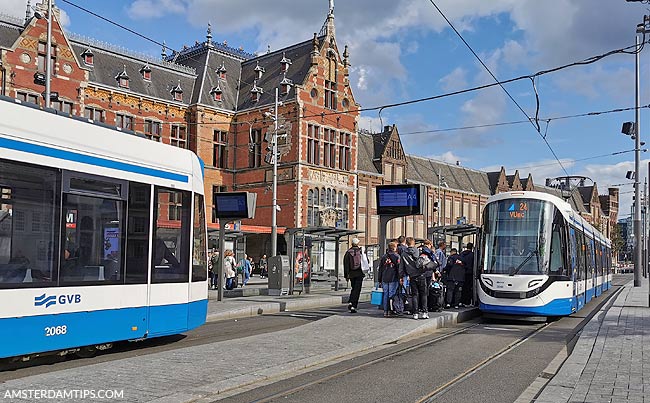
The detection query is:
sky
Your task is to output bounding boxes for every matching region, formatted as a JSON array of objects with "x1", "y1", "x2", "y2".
[{"x1": 1, "y1": 0, "x2": 648, "y2": 219}]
